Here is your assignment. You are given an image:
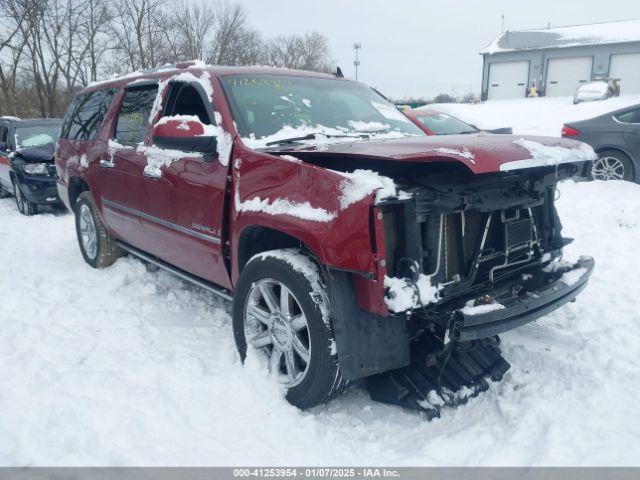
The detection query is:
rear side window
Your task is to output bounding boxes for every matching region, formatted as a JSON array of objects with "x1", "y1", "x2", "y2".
[
  {"x1": 615, "y1": 109, "x2": 640, "y2": 124},
  {"x1": 61, "y1": 88, "x2": 115, "y2": 141},
  {"x1": 114, "y1": 86, "x2": 159, "y2": 145}
]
